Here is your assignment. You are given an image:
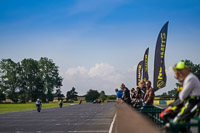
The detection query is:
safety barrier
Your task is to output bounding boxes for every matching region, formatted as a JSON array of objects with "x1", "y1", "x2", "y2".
[
  {"x1": 137, "y1": 105, "x2": 164, "y2": 126},
  {"x1": 136, "y1": 105, "x2": 200, "y2": 133},
  {"x1": 169, "y1": 116, "x2": 200, "y2": 133}
]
